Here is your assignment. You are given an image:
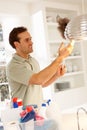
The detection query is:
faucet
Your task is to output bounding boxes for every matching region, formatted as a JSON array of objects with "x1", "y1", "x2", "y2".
[{"x1": 77, "y1": 107, "x2": 87, "y2": 130}]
